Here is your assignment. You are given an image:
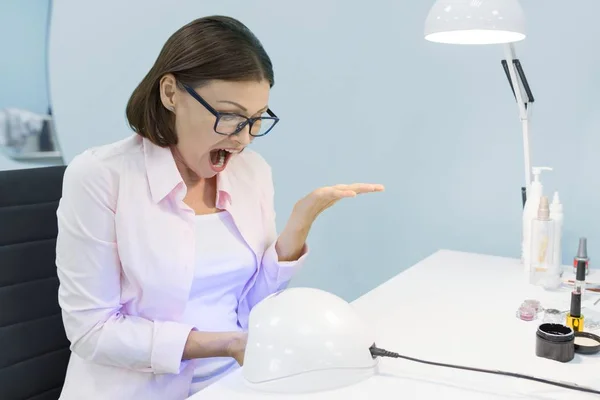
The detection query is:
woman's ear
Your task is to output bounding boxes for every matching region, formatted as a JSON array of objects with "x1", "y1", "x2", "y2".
[{"x1": 159, "y1": 73, "x2": 177, "y2": 112}]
